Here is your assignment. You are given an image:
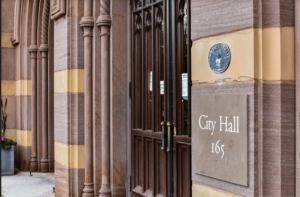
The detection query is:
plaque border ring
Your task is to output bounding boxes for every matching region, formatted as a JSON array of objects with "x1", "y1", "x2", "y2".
[{"x1": 208, "y1": 43, "x2": 231, "y2": 74}]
